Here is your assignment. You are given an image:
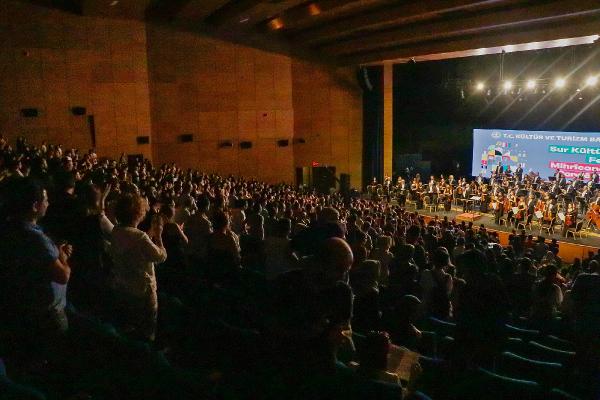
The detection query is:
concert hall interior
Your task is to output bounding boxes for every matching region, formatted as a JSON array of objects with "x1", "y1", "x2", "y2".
[{"x1": 1, "y1": 1, "x2": 600, "y2": 399}]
